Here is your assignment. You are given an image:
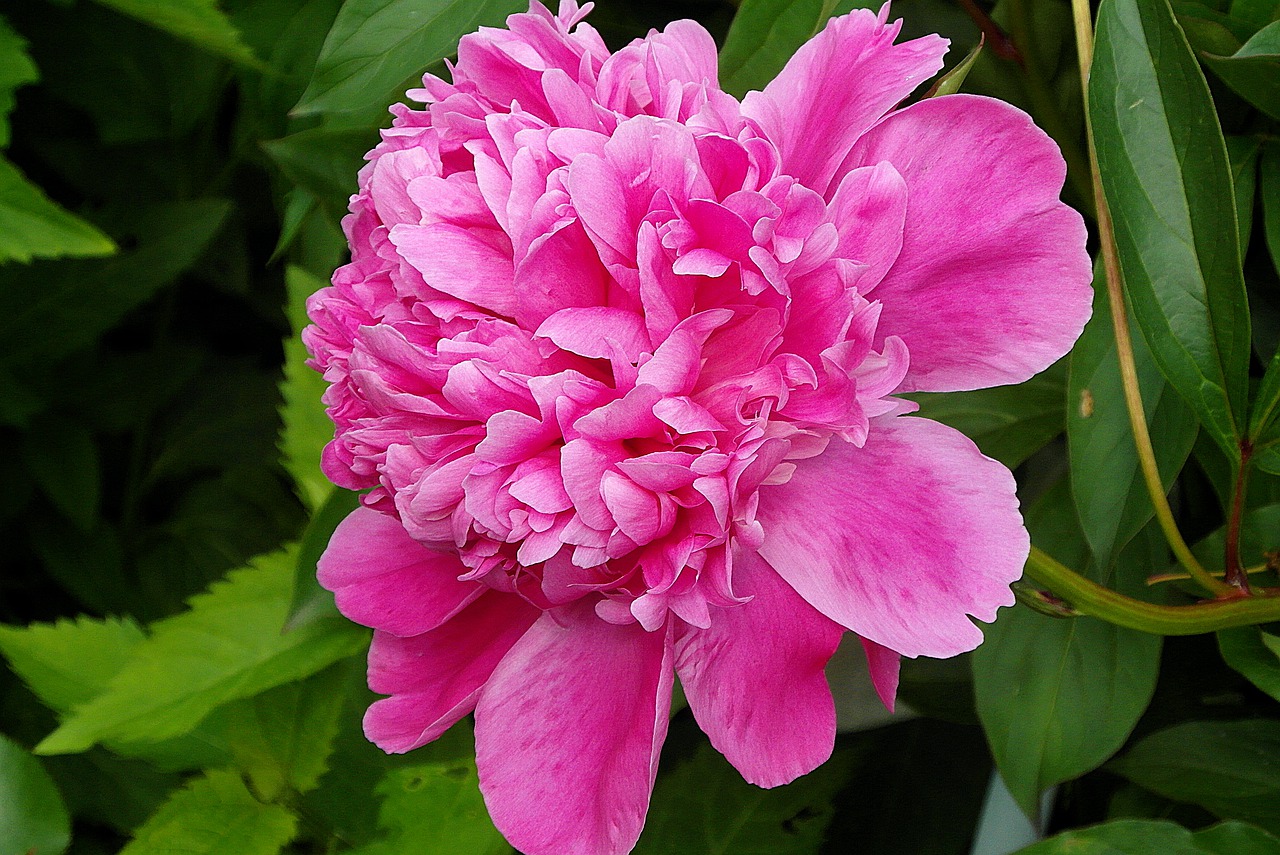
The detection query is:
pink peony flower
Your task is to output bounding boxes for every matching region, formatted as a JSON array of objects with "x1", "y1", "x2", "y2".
[{"x1": 305, "y1": 3, "x2": 1091, "y2": 852}]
